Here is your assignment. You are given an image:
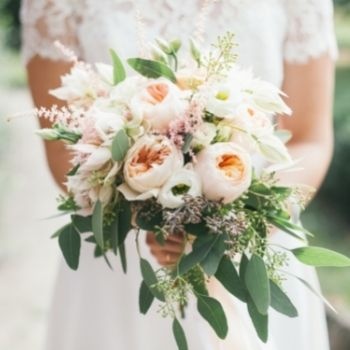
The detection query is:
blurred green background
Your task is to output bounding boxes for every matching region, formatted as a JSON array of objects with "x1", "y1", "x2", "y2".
[{"x1": 0, "y1": 0, "x2": 349, "y2": 348}]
